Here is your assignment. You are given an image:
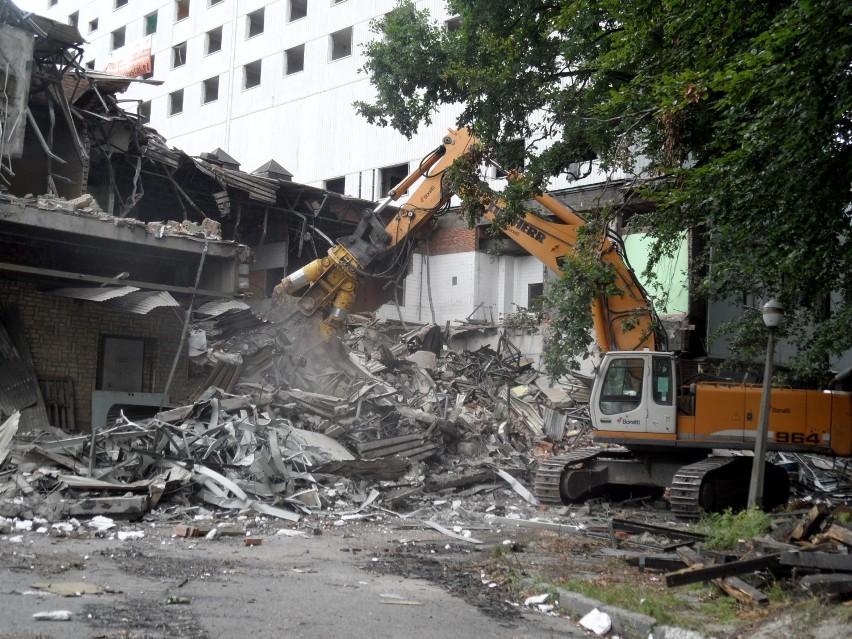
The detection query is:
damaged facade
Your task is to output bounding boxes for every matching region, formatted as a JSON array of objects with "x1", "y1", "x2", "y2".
[
  {"x1": 38, "y1": 0, "x2": 697, "y2": 342},
  {"x1": 0, "y1": 3, "x2": 389, "y2": 431}
]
